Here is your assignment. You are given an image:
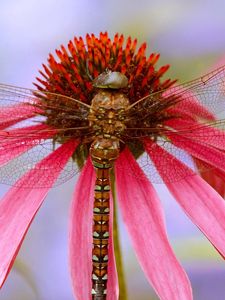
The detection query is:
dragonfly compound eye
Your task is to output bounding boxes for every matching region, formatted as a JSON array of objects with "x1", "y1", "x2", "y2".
[{"x1": 93, "y1": 70, "x2": 128, "y2": 89}]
